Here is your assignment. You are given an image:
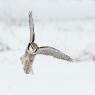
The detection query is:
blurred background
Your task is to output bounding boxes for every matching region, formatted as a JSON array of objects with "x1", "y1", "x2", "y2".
[
  {"x1": 0, "y1": 0, "x2": 95, "y2": 56},
  {"x1": 0, "y1": 0, "x2": 95, "y2": 95}
]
